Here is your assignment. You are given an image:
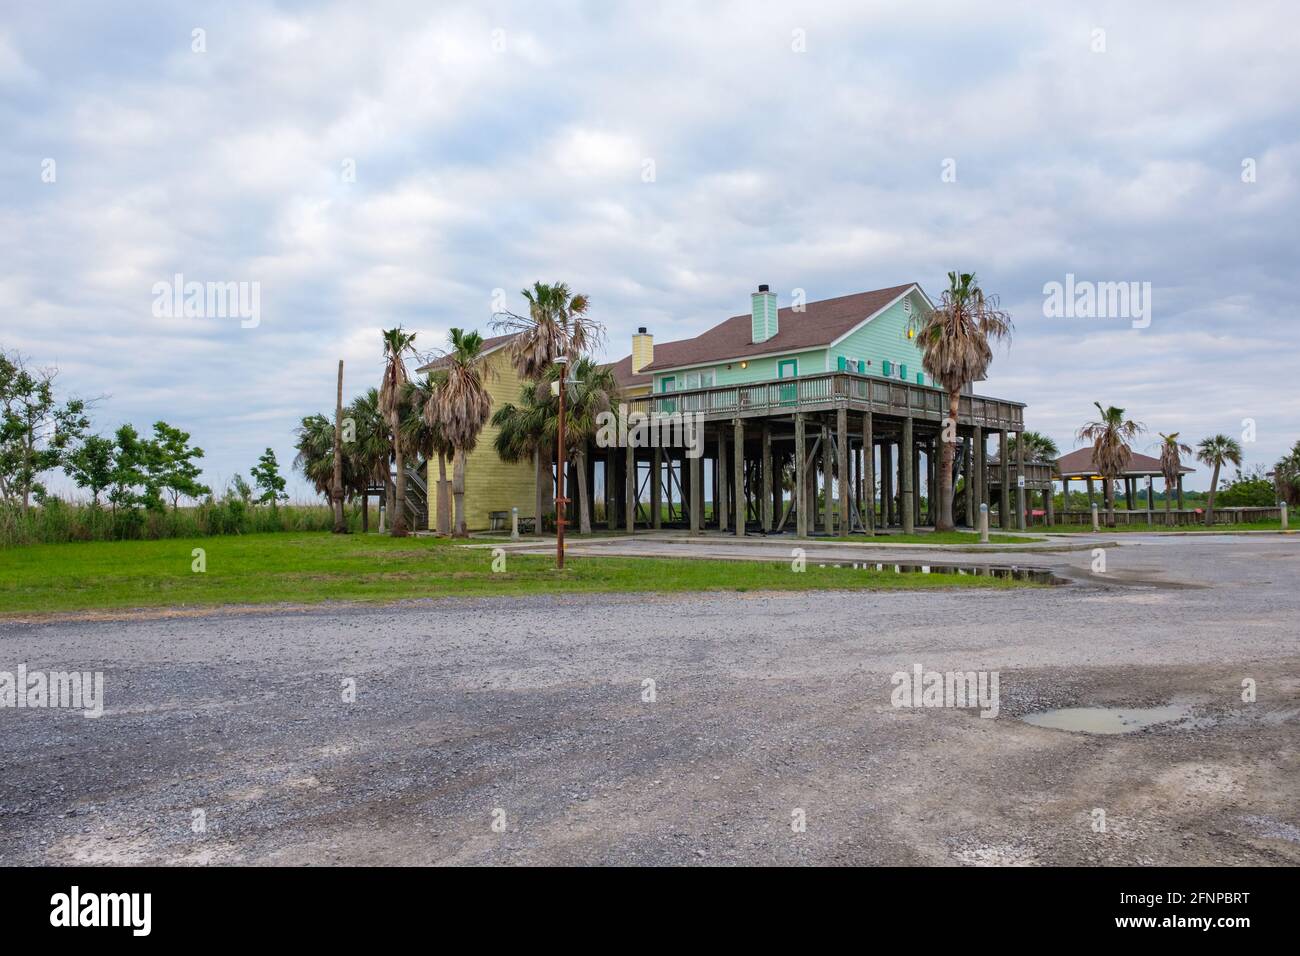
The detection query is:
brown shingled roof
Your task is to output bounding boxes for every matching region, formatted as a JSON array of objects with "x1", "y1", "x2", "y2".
[
  {"x1": 603, "y1": 353, "x2": 652, "y2": 391},
  {"x1": 639, "y1": 283, "x2": 919, "y2": 373},
  {"x1": 1056, "y1": 447, "x2": 1194, "y2": 478},
  {"x1": 415, "y1": 332, "x2": 521, "y2": 373}
]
